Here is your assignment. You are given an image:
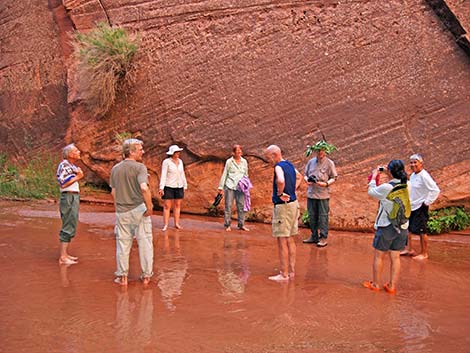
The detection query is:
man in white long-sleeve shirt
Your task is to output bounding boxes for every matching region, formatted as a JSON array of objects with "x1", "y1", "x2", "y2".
[{"x1": 401, "y1": 154, "x2": 440, "y2": 260}]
